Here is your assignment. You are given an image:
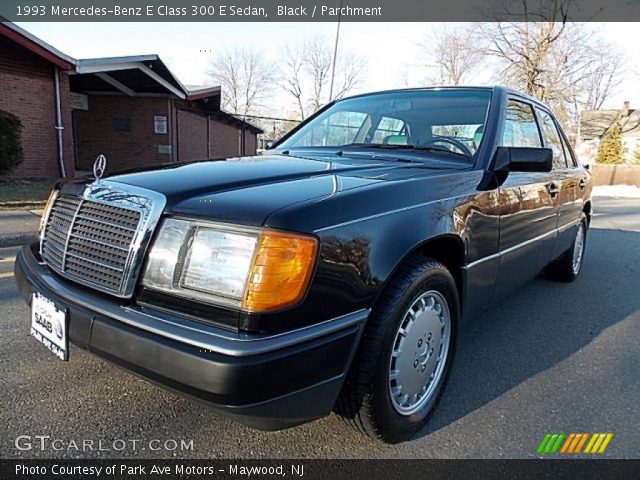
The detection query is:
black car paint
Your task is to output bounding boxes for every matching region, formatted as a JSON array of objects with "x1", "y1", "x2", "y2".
[{"x1": 15, "y1": 86, "x2": 592, "y2": 430}]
